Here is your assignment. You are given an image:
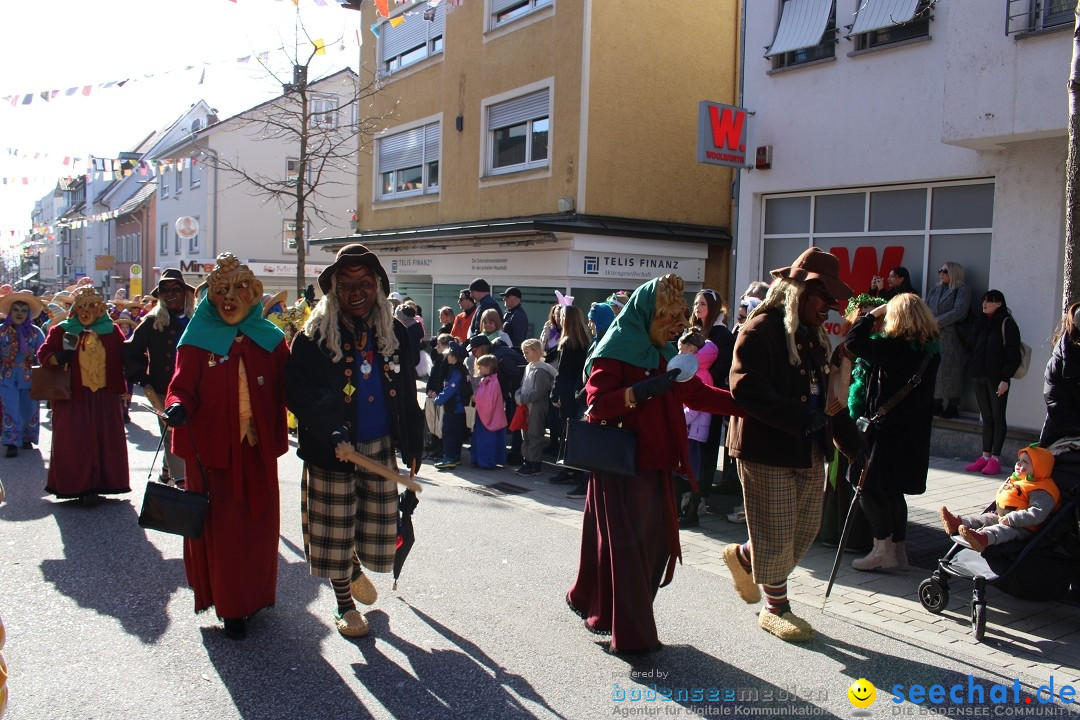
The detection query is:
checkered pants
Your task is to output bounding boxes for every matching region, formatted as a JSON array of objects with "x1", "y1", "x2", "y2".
[
  {"x1": 738, "y1": 447, "x2": 825, "y2": 586},
  {"x1": 301, "y1": 435, "x2": 399, "y2": 578}
]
